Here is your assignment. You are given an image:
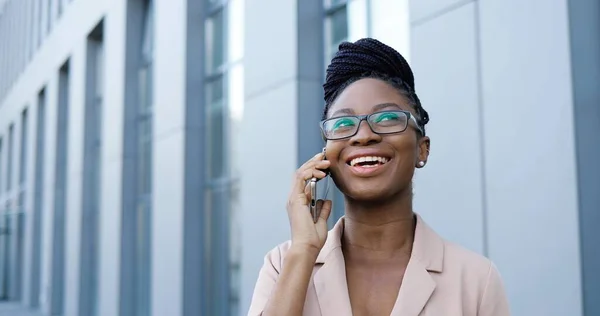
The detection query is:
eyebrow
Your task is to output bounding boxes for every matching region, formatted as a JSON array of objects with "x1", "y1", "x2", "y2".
[{"x1": 330, "y1": 103, "x2": 403, "y2": 117}]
